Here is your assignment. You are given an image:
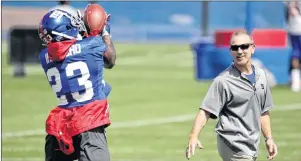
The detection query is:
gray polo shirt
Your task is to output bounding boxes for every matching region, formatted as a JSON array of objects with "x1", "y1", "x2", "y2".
[{"x1": 200, "y1": 64, "x2": 274, "y2": 157}]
